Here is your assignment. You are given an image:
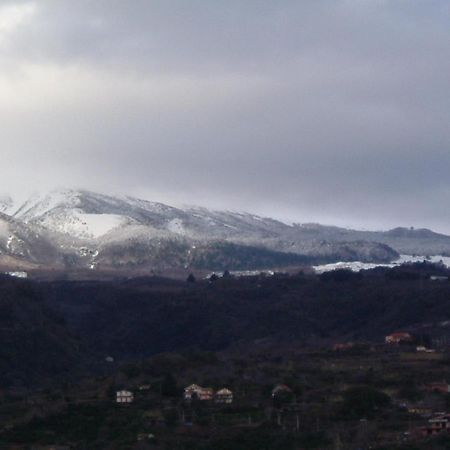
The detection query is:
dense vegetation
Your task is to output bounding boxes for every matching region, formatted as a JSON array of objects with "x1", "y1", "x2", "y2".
[
  {"x1": 1, "y1": 262, "x2": 450, "y2": 388},
  {"x1": 1, "y1": 263, "x2": 450, "y2": 448}
]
